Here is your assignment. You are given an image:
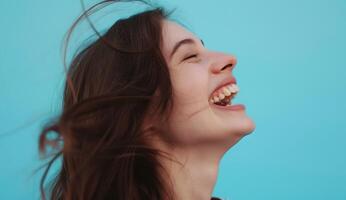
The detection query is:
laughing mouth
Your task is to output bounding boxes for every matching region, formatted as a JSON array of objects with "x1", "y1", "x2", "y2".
[{"x1": 209, "y1": 83, "x2": 239, "y2": 106}]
